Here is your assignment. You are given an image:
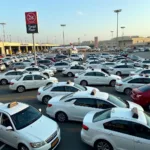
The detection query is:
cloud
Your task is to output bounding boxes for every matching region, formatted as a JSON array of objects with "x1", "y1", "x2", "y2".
[{"x1": 77, "y1": 11, "x2": 84, "y2": 16}]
